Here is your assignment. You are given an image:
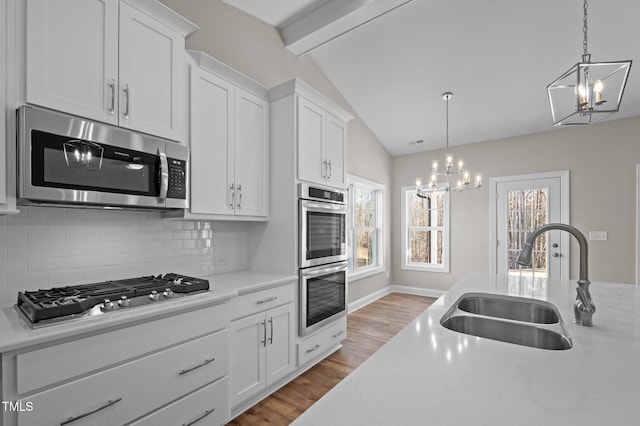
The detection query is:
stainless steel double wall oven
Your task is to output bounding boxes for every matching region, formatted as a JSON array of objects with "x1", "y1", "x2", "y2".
[{"x1": 298, "y1": 183, "x2": 348, "y2": 336}]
